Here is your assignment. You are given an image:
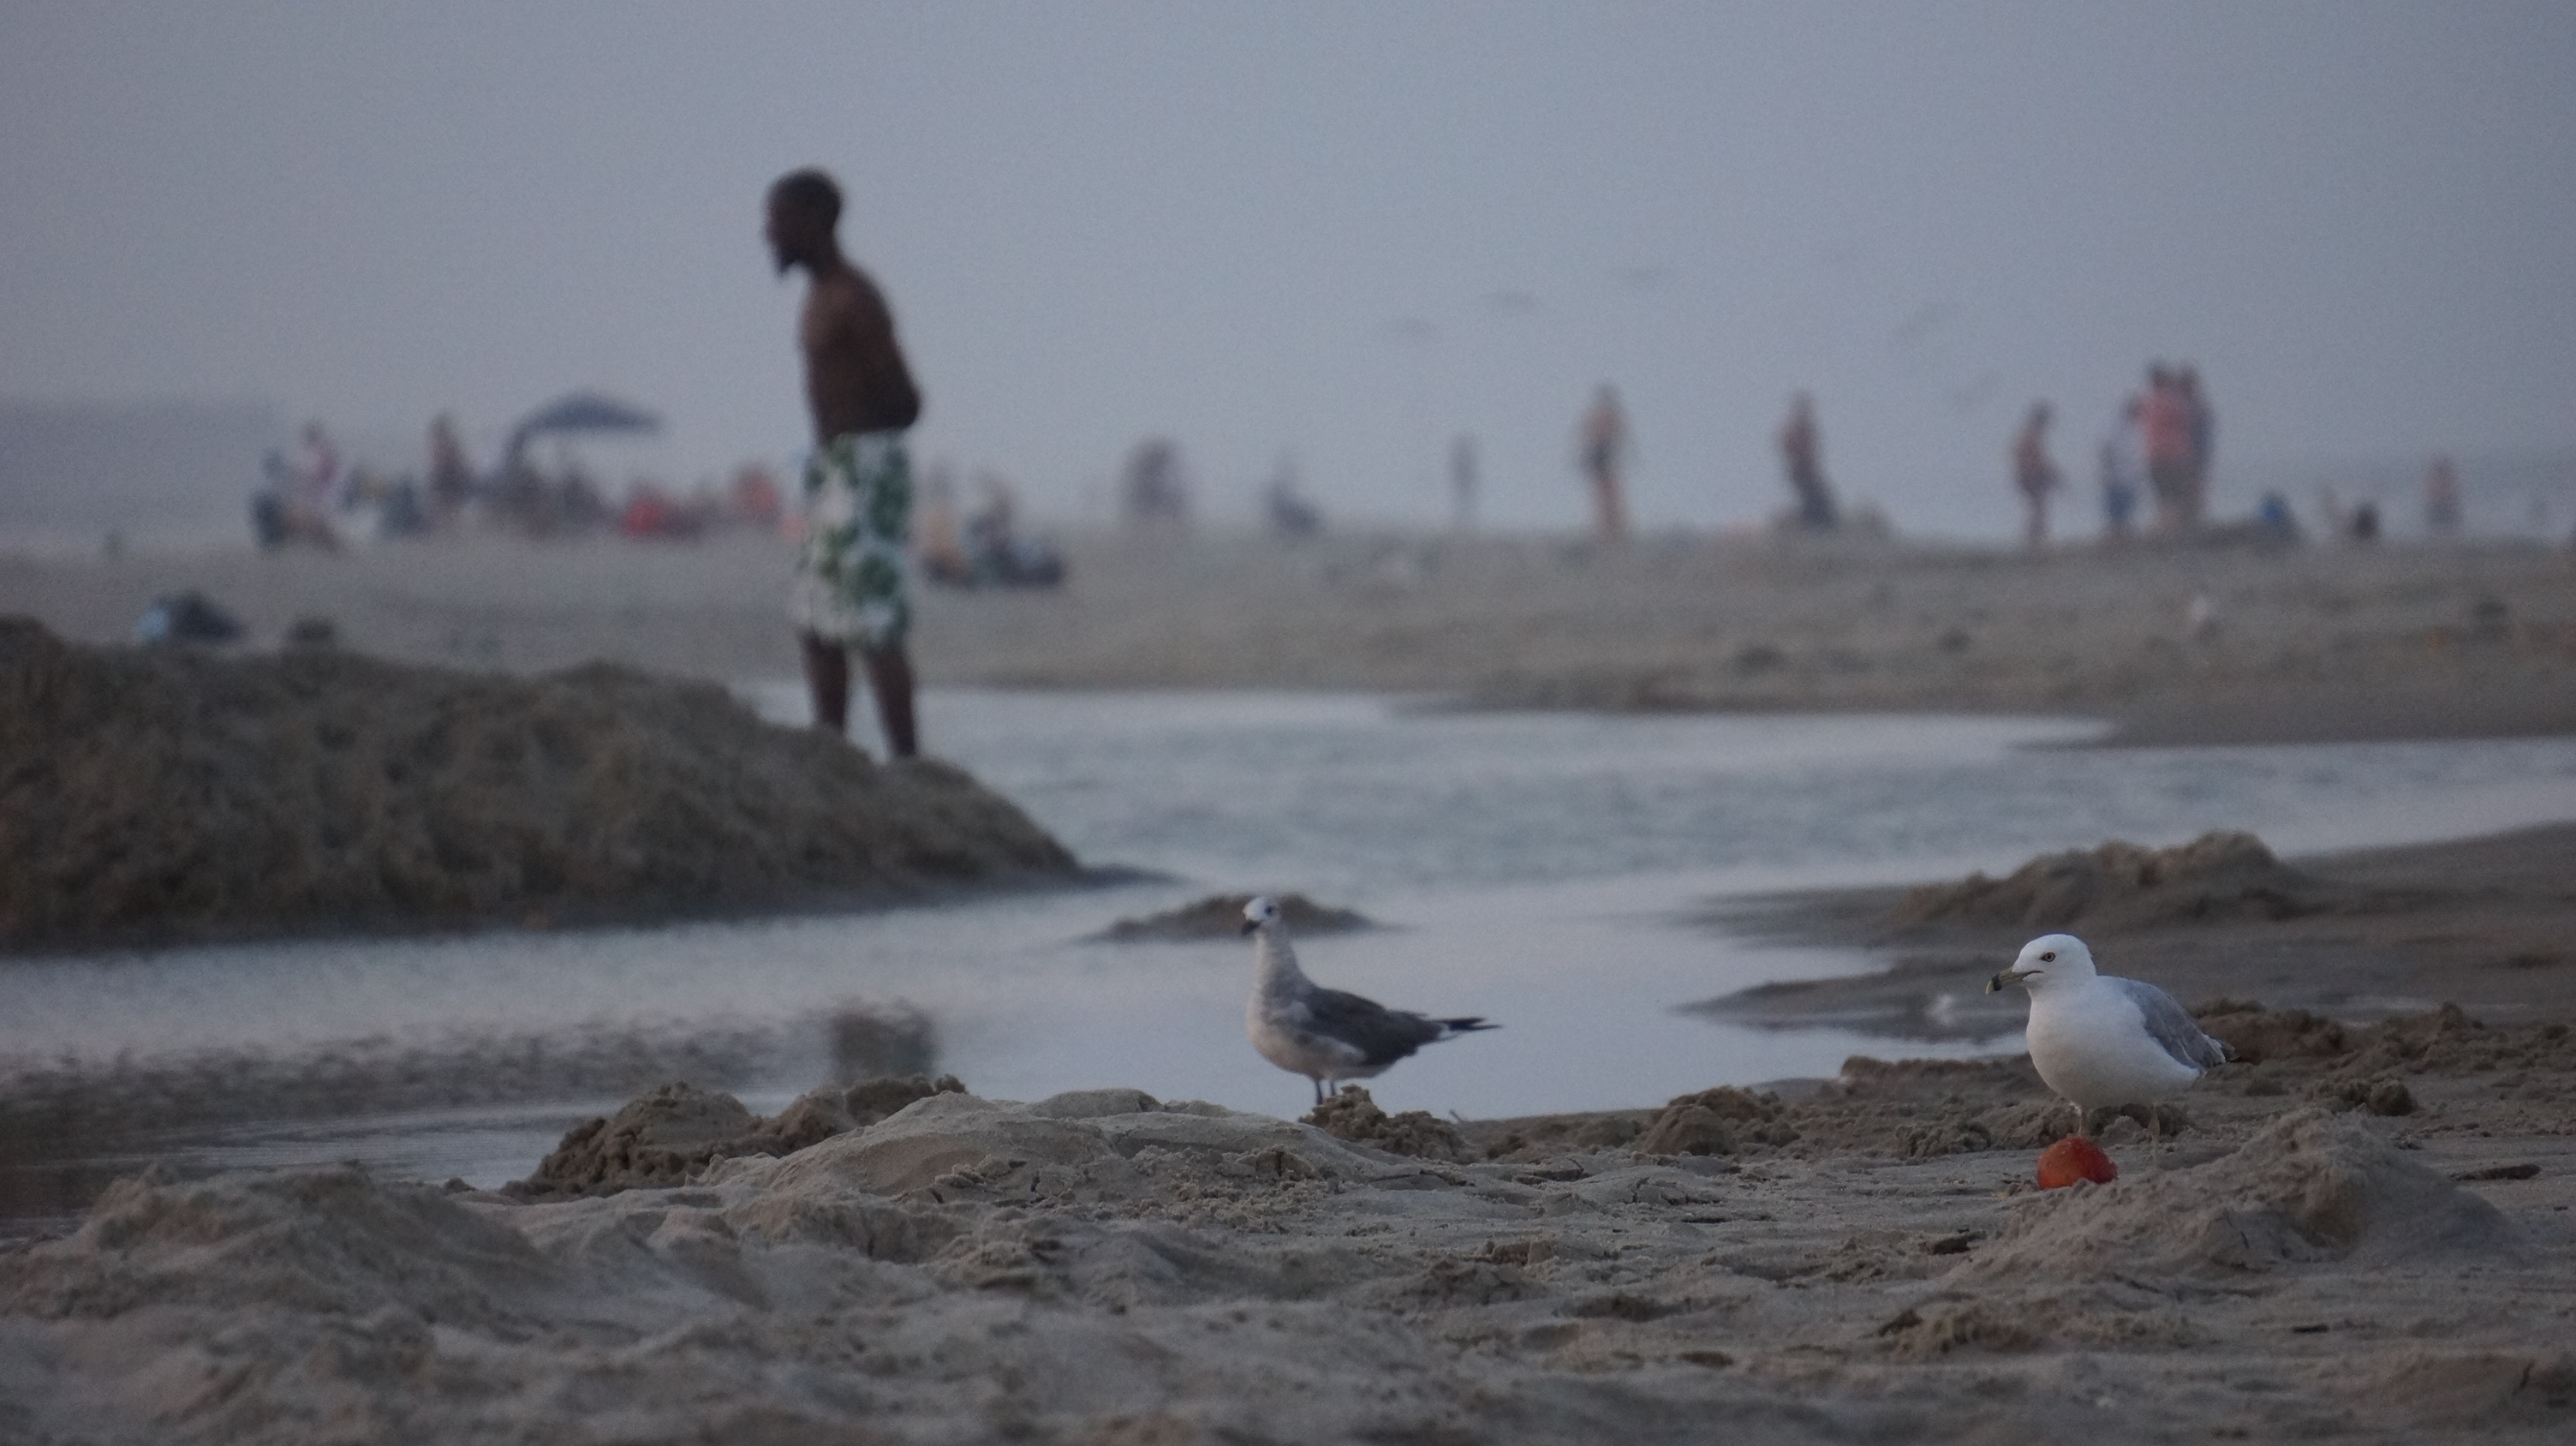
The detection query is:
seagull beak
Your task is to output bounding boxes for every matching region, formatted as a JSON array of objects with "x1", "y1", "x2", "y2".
[
  {"x1": 1240, "y1": 919, "x2": 1261, "y2": 936},
  {"x1": 1986, "y1": 968, "x2": 2035, "y2": 994}
]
